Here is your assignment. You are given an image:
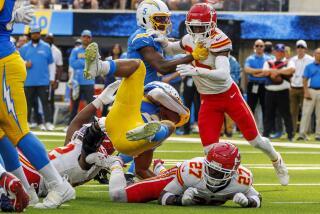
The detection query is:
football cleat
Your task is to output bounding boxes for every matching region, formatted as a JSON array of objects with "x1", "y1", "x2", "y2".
[
  {"x1": 27, "y1": 184, "x2": 39, "y2": 206},
  {"x1": 126, "y1": 121, "x2": 161, "y2": 141},
  {"x1": 34, "y1": 179, "x2": 75, "y2": 209},
  {"x1": 0, "y1": 172, "x2": 29, "y2": 212},
  {"x1": 84, "y1": 42, "x2": 102, "y2": 80},
  {"x1": 272, "y1": 153, "x2": 289, "y2": 186}
]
